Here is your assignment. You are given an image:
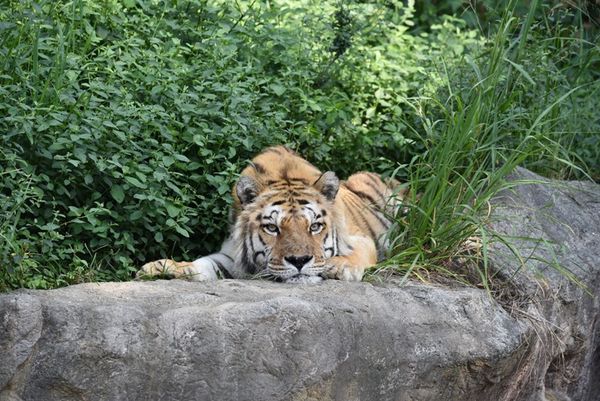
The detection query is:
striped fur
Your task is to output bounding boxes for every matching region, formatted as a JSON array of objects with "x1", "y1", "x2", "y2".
[{"x1": 138, "y1": 146, "x2": 404, "y2": 283}]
